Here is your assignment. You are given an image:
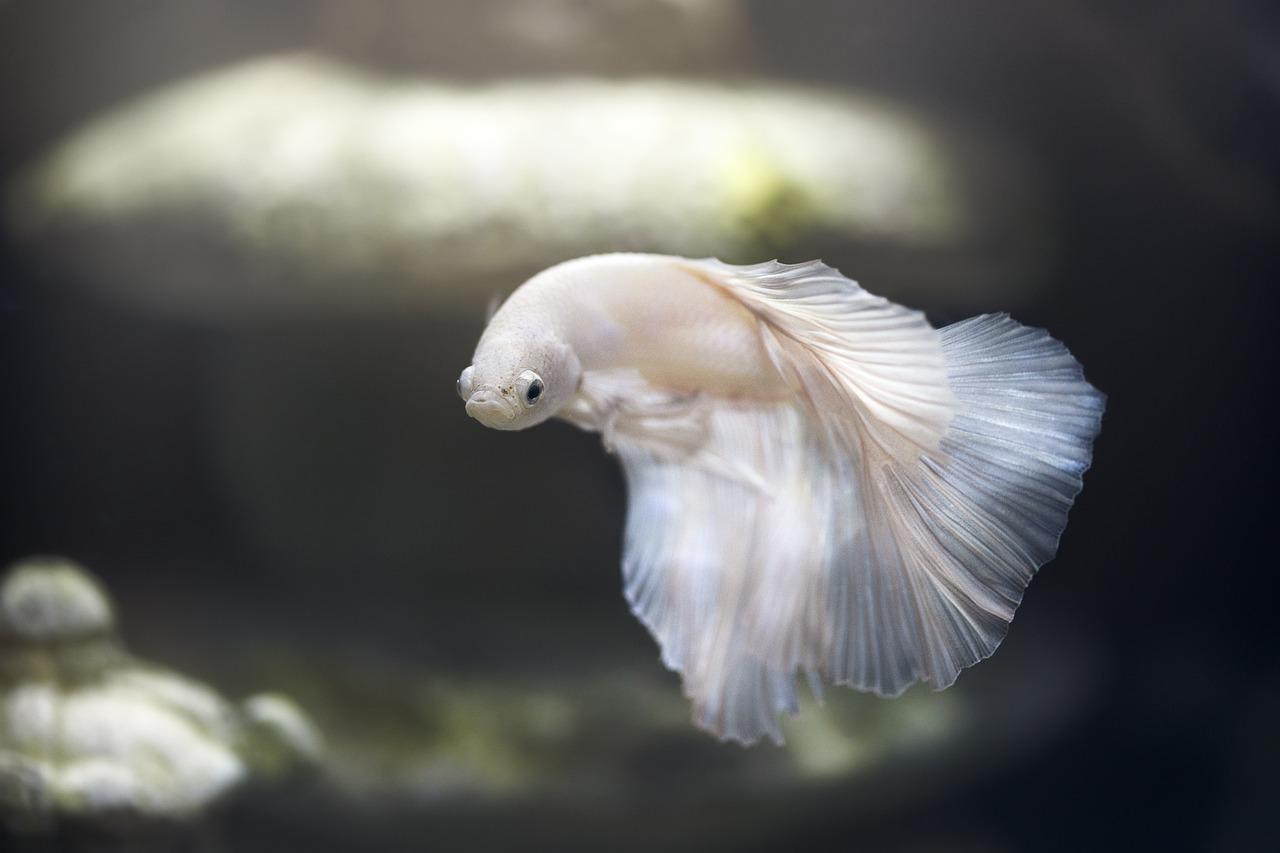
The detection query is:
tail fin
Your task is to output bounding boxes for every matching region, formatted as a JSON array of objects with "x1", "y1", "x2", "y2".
[
  {"x1": 827, "y1": 313, "x2": 1105, "y2": 698},
  {"x1": 939, "y1": 312, "x2": 1105, "y2": 568}
]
